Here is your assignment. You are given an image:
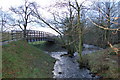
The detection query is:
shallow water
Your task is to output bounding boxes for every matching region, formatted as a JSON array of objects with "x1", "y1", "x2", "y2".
[
  {"x1": 50, "y1": 44, "x2": 102, "y2": 78},
  {"x1": 51, "y1": 52, "x2": 92, "y2": 78}
]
